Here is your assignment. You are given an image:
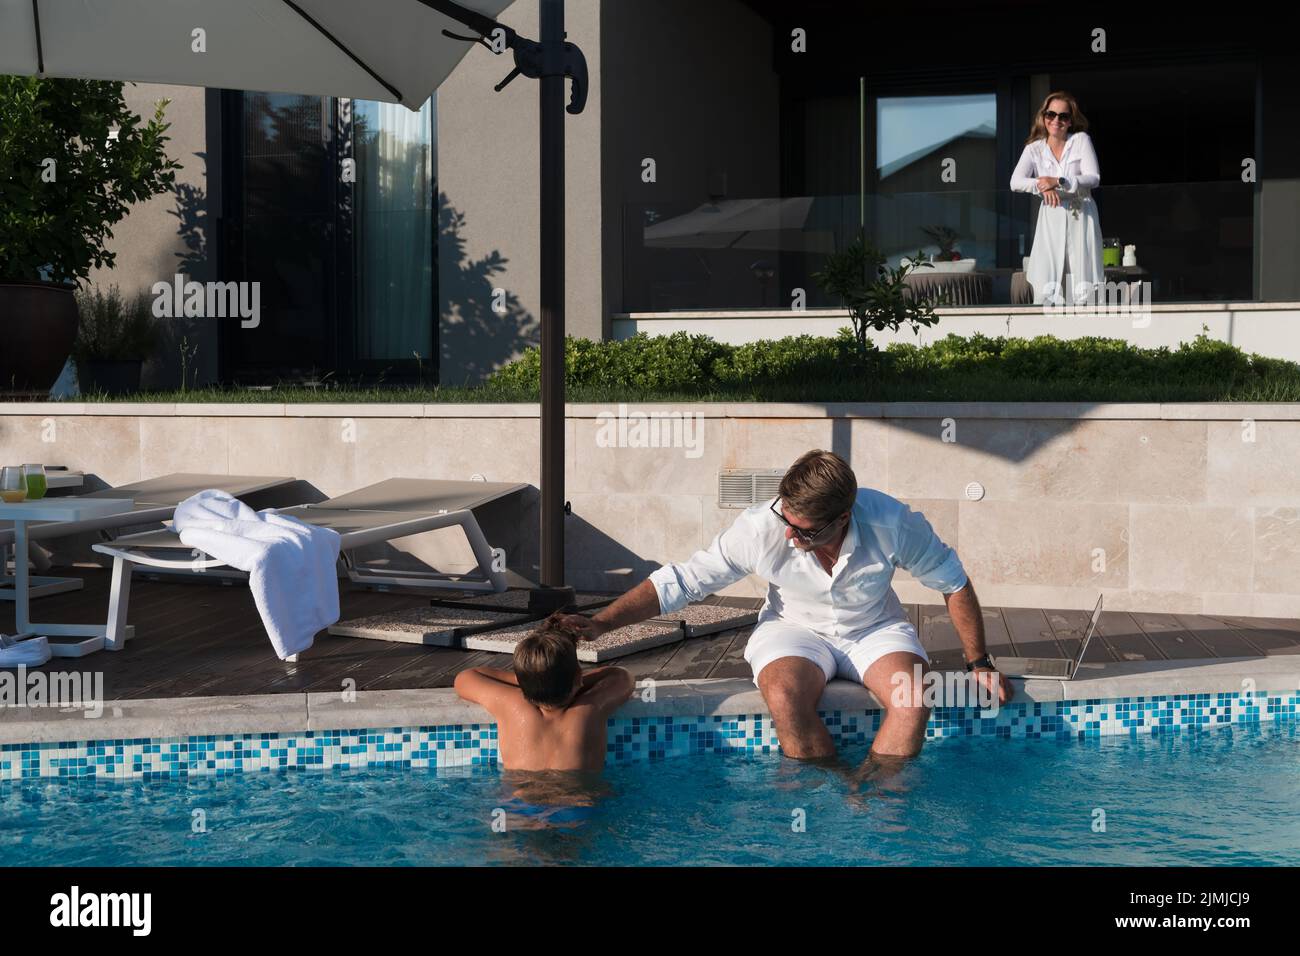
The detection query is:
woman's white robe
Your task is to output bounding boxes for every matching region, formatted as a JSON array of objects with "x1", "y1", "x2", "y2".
[{"x1": 1011, "y1": 132, "x2": 1104, "y2": 304}]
